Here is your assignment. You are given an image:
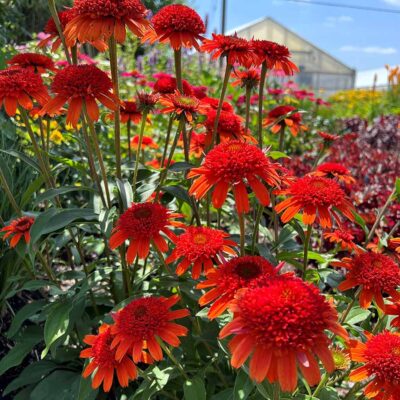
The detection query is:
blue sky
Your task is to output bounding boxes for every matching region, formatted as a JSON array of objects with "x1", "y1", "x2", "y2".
[{"x1": 191, "y1": 0, "x2": 400, "y2": 71}]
